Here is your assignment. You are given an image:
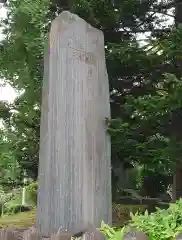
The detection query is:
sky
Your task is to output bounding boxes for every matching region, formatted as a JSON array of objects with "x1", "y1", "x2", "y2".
[
  {"x1": 0, "y1": 83, "x2": 17, "y2": 103},
  {"x1": 0, "y1": 5, "x2": 17, "y2": 103}
]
